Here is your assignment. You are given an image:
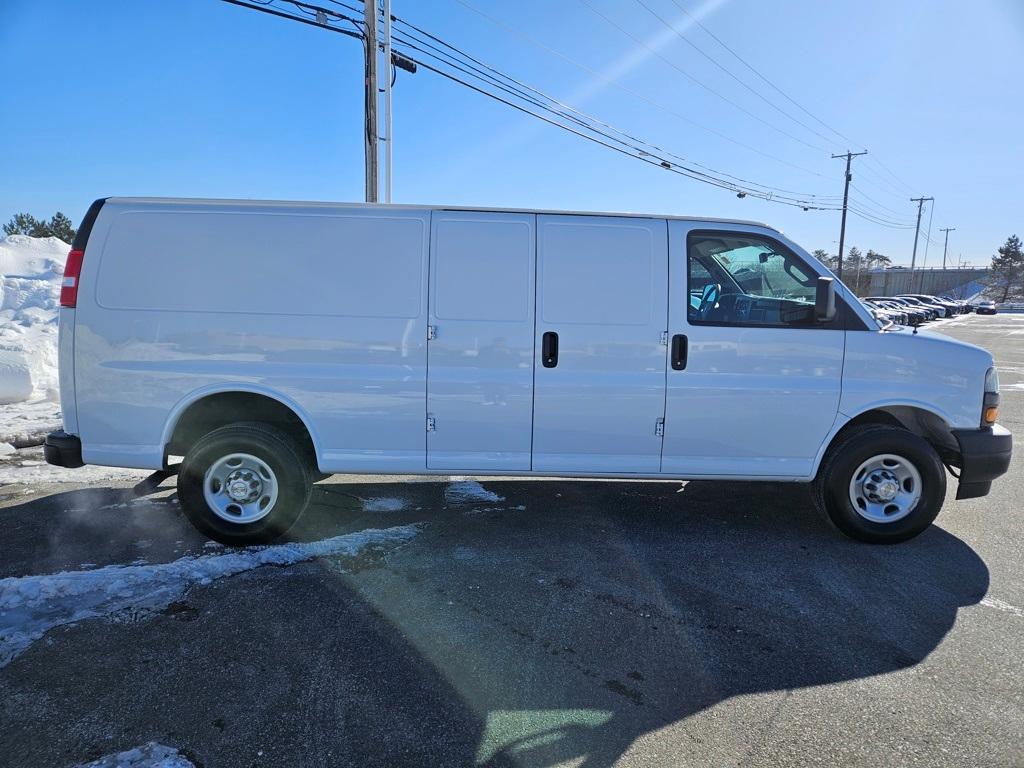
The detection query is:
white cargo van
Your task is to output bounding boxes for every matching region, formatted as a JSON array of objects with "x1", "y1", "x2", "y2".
[{"x1": 45, "y1": 198, "x2": 1011, "y2": 544}]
